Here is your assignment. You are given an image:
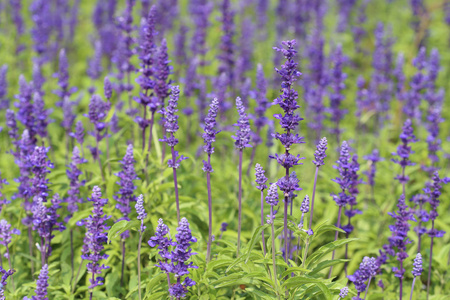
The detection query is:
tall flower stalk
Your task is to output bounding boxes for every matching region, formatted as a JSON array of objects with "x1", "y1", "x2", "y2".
[
  {"x1": 114, "y1": 144, "x2": 137, "y2": 286},
  {"x1": 392, "y1": 119, "x2": 417, "y2": 196},
  {"x1": 135, "y1": 6, "x2": 157, "y2": 153},
  {"x1": 329, "y1": 141, "x2": 351, "y2": 278},
  {"x1": 78, "y1": 186, "x2": 110, "y2": 299},
  {"x1": 270, "y1": 40, "x2": 304, "y2": 264},
  {"x1": 202, "y1": 98, "x2": 220, "y2": 262},
  {"x1": 265, "y1": 183, "x2": 279, "y2": 299},
  {"x1": 149, "y1": 218, "x2": 198, "y2": 298},
  {"x1": 87, "y1": 94, "x2": 110, "y2": 181},
  {"x1": 425, "y1": 172, "x2": 449, "y2": 300},
  {"x1": 135, "y1": 195, "x2": 147, "y2": 300},
  {"x1": 310, "y1": 137, "x2": 327, "y2": 231},
  {"x1": 232, "y1": 97, "x2": 251, "y2": 256},
  {"x1": 410, "y1": 253, "x2": 422, "y2": 300},
  {"x1": 159, "y1": 86, "x2": 188, "y2": 222},
  {"x1": 255, "y1": 164, "x2": 268, "y2": 256},
  {"x1": 0, "y1": 220, "x2": 20, "y2": 291},
  {"x1": 66, "y1": 146, "x2": 86, "y2": 281}
]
